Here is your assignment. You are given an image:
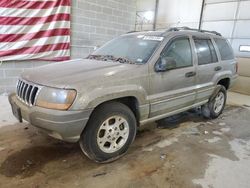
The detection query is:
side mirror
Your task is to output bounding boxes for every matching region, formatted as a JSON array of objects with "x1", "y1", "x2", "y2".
[{"x1": 155, "y1": 57, "x2": 177, "y2": 72}]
